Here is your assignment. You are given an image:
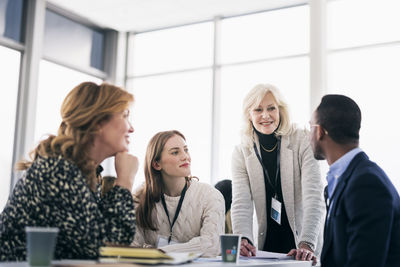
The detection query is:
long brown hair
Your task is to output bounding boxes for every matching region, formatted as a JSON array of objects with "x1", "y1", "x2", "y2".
[
  {"x1": 136, "y1": 130, "x2": 188, "y2": 231},
  {"x1": 16, "y1": 82, "x2": 134, "y2": 191}
]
